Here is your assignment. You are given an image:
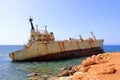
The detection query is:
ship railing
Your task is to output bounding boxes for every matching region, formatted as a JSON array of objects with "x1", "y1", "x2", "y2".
[
  {"x1": 39, "y1": 30, "x2": 46, "y2": 34},
  {"x1": 69, "y1": 38, "x2": 80, "y2": 41}
]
